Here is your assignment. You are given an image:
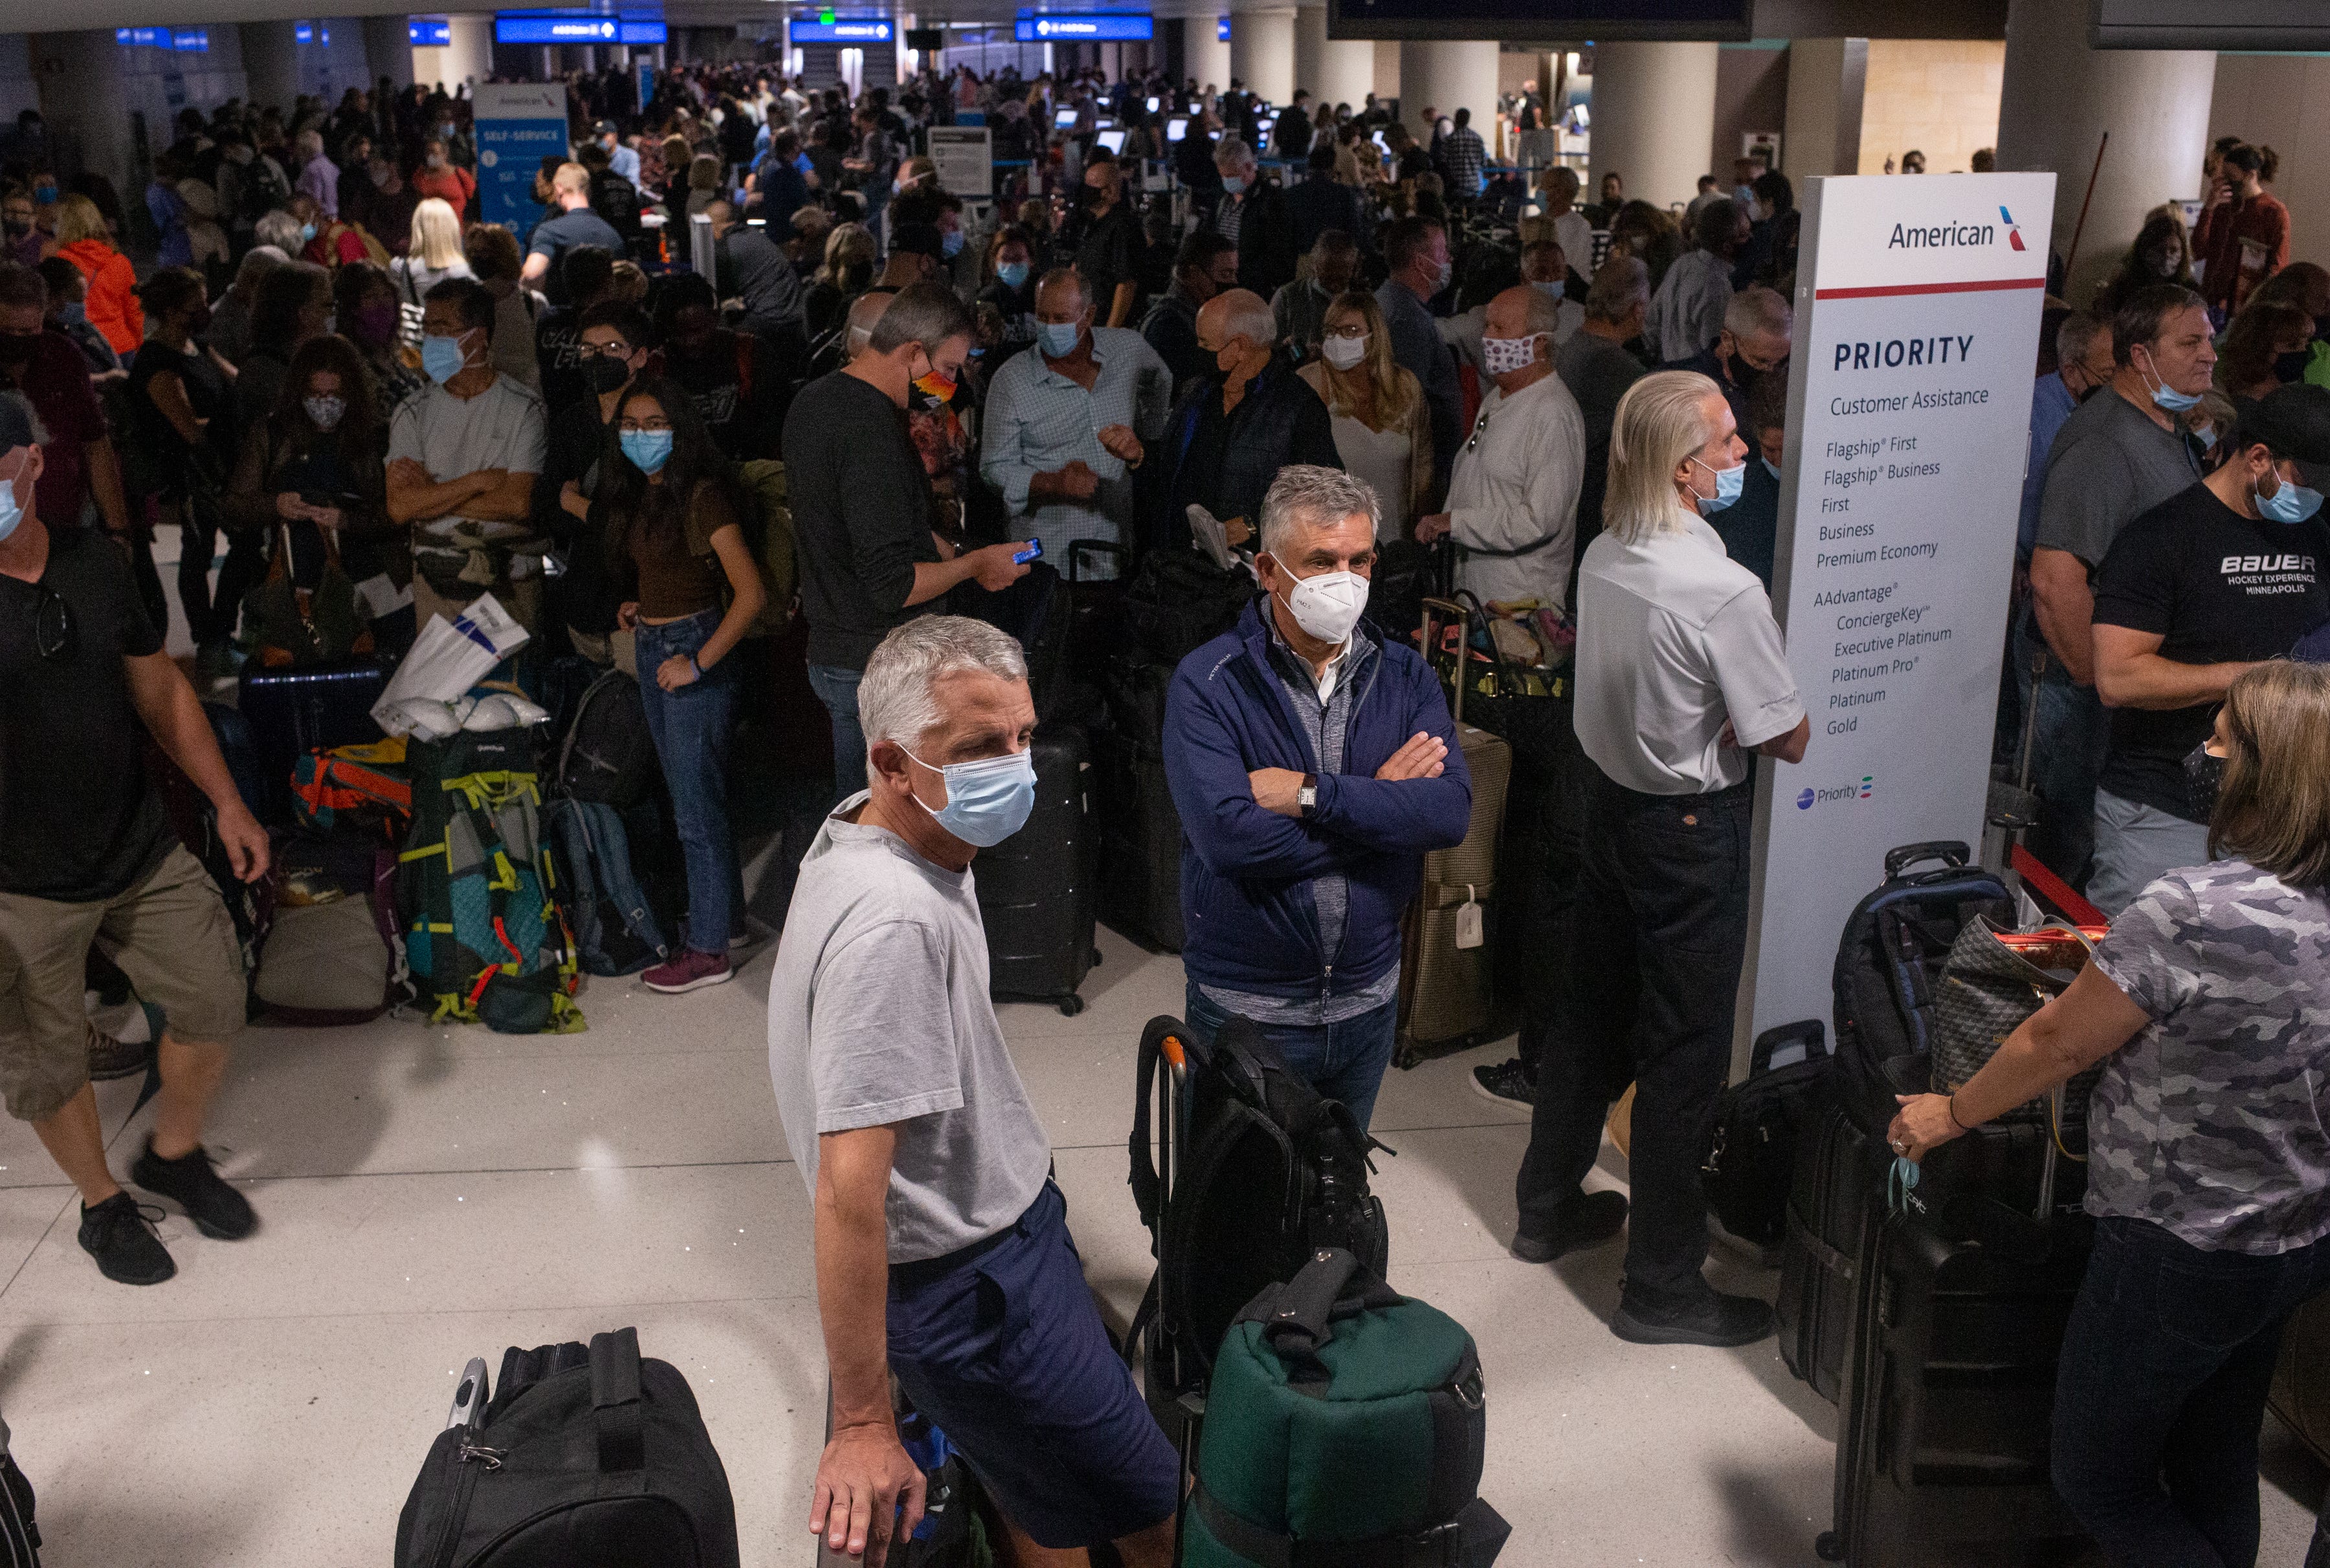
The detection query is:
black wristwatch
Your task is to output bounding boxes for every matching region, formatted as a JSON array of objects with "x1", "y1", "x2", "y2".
[{"x1": 1296, "y1": 773, "x2": 1318, "y2": 817}]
